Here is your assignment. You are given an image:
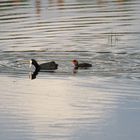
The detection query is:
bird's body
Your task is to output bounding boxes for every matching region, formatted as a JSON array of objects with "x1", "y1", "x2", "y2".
[
  {"x1": 77, "y1": 63, "x2": 92, "y2": 68},
  {"x1": 30, "y1": 59, "x2": 58, "y2": 72},
  {"x1": 40, "y1": 61, "x2": 58, "y2": 70},
  {"x1": 72, "y1": 59, "x2": 92, "y2": 69}
]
